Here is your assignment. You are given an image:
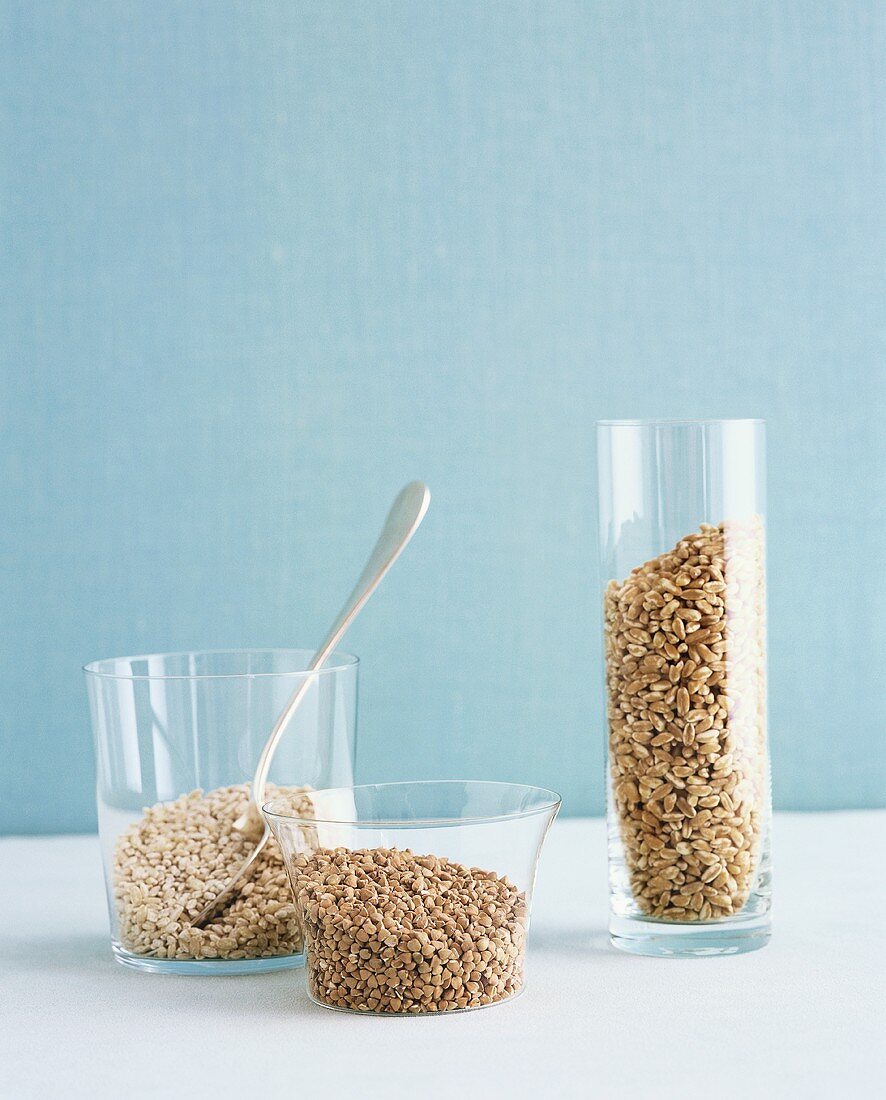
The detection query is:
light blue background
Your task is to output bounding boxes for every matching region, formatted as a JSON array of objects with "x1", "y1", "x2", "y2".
[{"x1": 1, "y1": 1, "x2": 883, "y2": 834}]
